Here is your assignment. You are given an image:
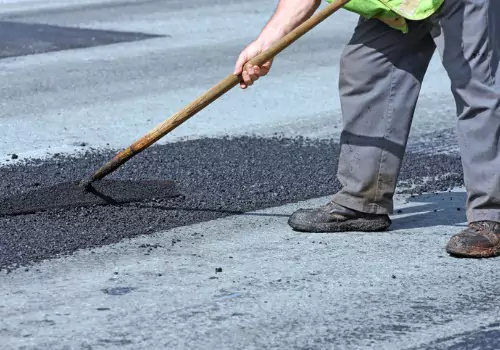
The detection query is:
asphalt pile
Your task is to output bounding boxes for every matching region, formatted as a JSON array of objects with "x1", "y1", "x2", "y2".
[{"x1": 0, "y1": 136, "x2": 464, "y2": 271}]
